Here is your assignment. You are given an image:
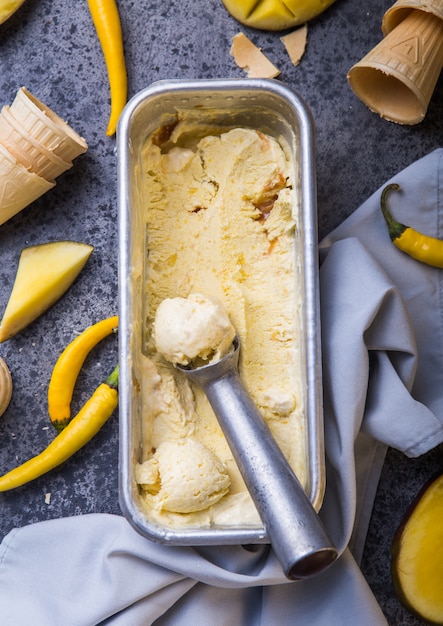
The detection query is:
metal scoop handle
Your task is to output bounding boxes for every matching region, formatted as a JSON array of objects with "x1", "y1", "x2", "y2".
[{"x1": 179, "y1": 339, "x2": 337, "y2": 580}]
